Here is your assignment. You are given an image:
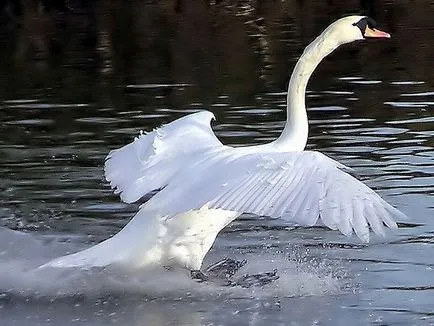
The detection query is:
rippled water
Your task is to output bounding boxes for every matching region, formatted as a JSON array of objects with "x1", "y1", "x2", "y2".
[{"x1": 0, "y1": 1, "x2": 433, "y2": 325}]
